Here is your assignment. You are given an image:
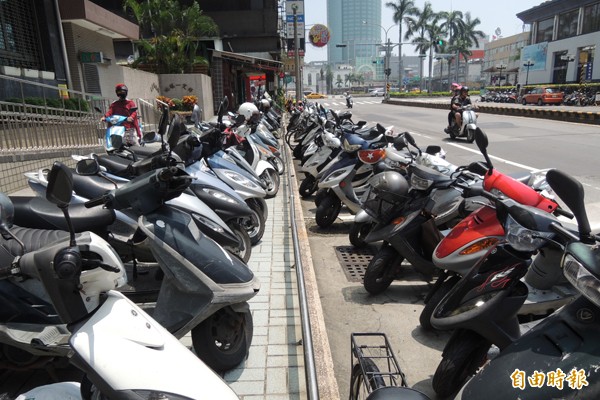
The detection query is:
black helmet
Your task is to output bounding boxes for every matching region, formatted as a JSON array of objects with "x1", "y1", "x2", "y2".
[{"x1": 460, "y1": 86, "x2": 469, "y2": 93}]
